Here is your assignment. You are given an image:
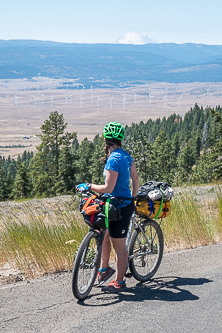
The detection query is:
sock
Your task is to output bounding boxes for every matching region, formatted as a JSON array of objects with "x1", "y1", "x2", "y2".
[
  {"x1": 117, "y1": 280, "x2": 125, "y2": 284},
  {"x1": 99, "y1": 267, "x2": 108, "y2": 273}
]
